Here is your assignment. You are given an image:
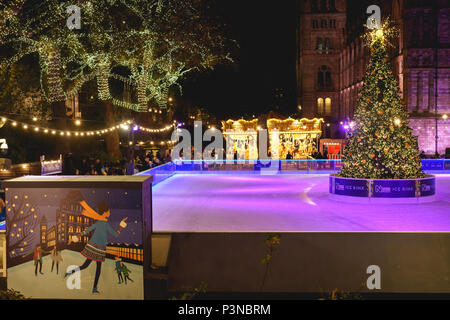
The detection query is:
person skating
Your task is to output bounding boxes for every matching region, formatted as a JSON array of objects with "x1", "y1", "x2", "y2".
[
  {"x1": 64, "y1": 200, "x2": 127, "y2": 294},
  {"x1": 23, "y1": 244, "x2": 50, "y2": 276},
  {"x1": 50, "y1": 245, "x2": 63, "y2": 275},
  {"x1": 120, "y1": 262, "x2": 133, "y2": 284},
  {"x1": 114, "y1": 256, "x2": 123, "y2": 284}
]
